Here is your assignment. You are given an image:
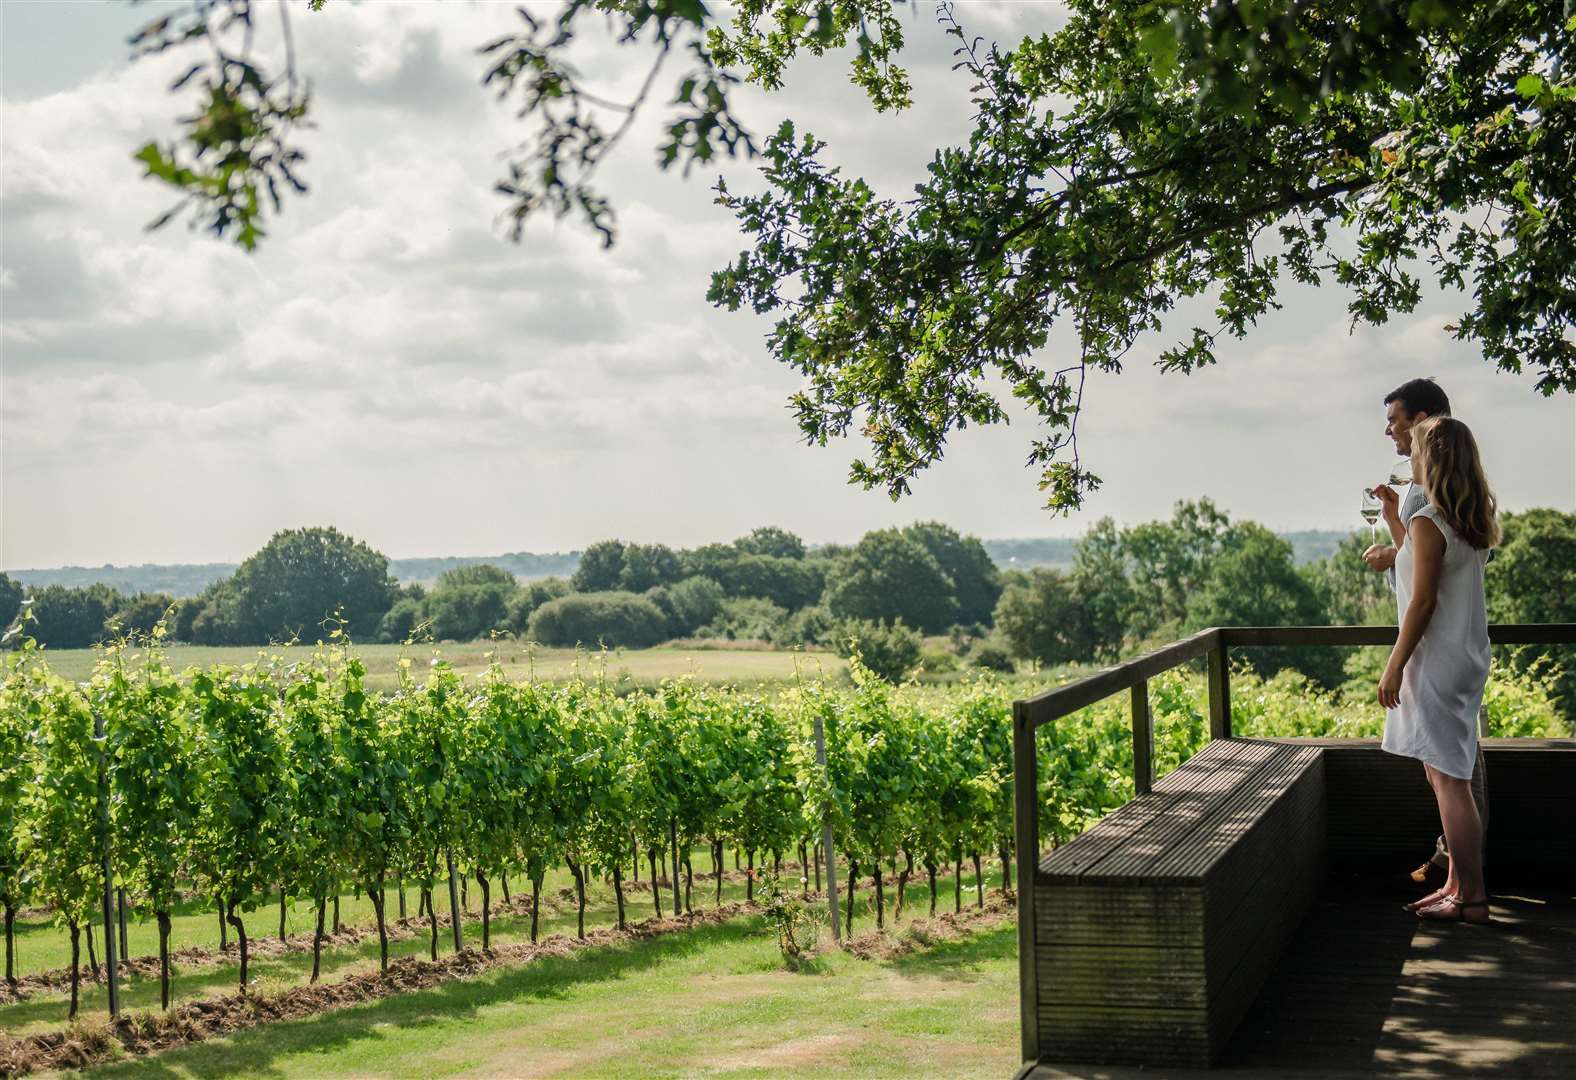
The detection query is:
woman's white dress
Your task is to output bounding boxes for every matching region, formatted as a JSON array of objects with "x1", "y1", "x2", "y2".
[{"x1": 1381, "y1": 505, "x2": 1491, "y2": 780}]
